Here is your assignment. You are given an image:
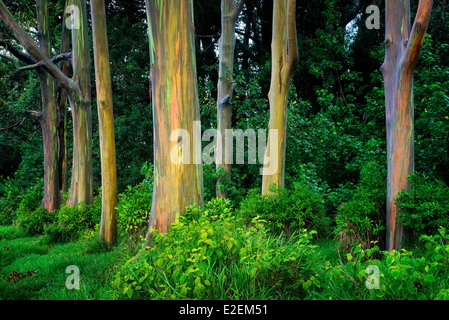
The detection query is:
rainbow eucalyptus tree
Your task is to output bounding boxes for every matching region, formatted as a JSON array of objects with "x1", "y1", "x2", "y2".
[
  {"x1": 64, "y1": 0, "x2": 93, "y2": 207},
  {"x1": 144, "y1": 0, "x2": 204, "y2": 238},
  {"x1": 261, "y1": 0, "x2": 298, "y2": 195},
  {"x1": 382, "y1": 0, "x2": 433, "y2": 250},
  {"x1": 91, "y1": 0, "x2": 117, "y2": 245},
  {"x1": 36, "y1": 0, "x2": 59, "y2": 212},
  {"x1": 57, "y1": 7, "x2": 72, "y2": 198},
  {"x1": 0, "y1": 0, "x2": 93, "y2": 207},
  {"x1": 215, "y1": 0, "x2": 244, "y2": 197}
]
